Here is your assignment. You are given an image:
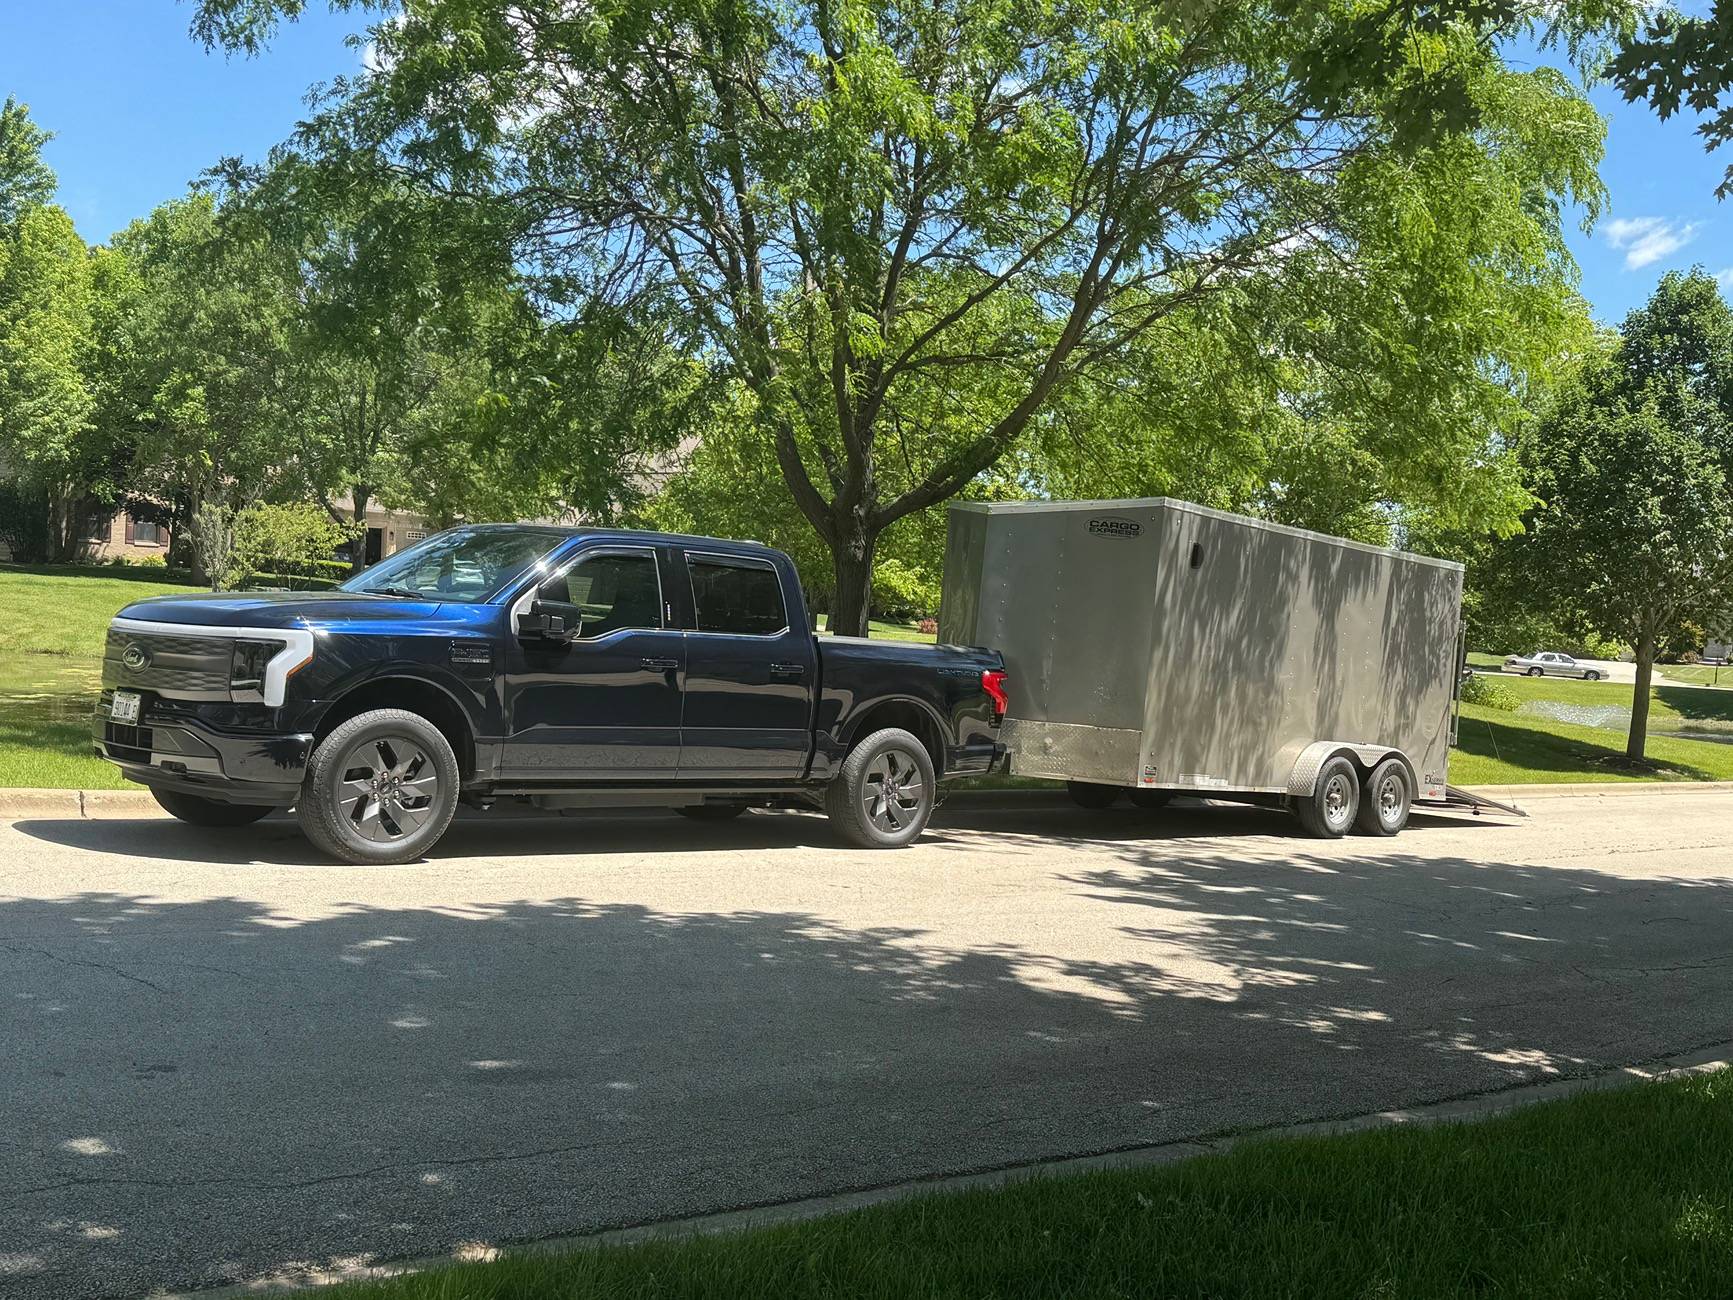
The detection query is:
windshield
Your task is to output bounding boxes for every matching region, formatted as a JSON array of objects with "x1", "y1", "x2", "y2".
[{"x1": 340, "y1": 527, "x2": 570, "y2": 603}]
